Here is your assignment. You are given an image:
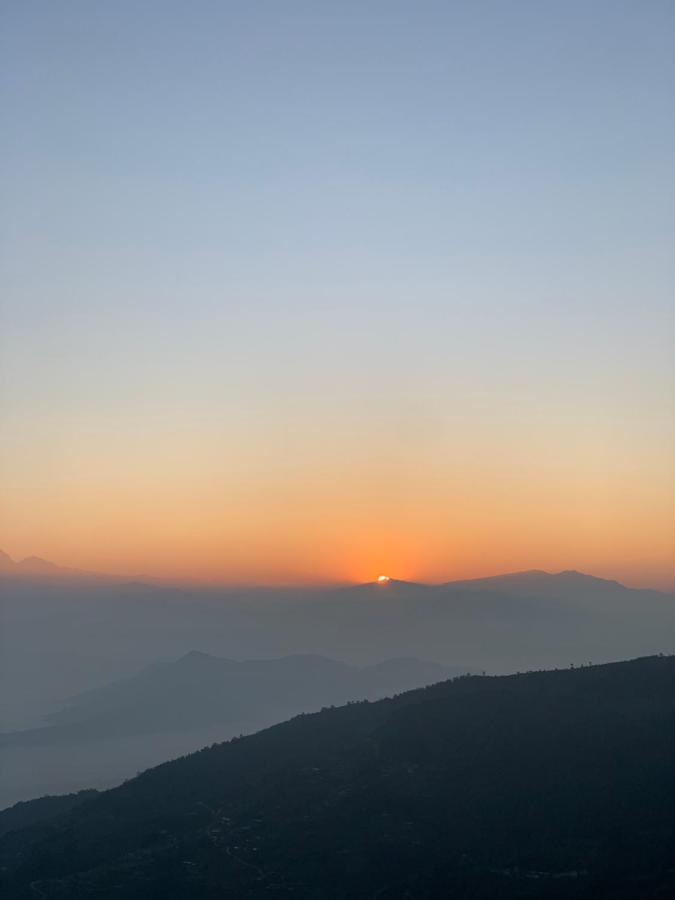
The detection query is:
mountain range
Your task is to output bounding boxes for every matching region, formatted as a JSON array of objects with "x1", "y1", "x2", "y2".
[
  {"x1": 1, "y1": 654, "x2": 673, "y2": 898},
  {"x1": 0, "y1": 550, "x2": 146, "y2": 584},
  {"x1": 0, "y1": 652, "x2": 456, "y2": 807},
  {"x1": 2, "y1": 556, "x2": 673, "y2": 807},
  {"x1": 0, "y1": 651, "x2": 455, "y2": 747}
]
